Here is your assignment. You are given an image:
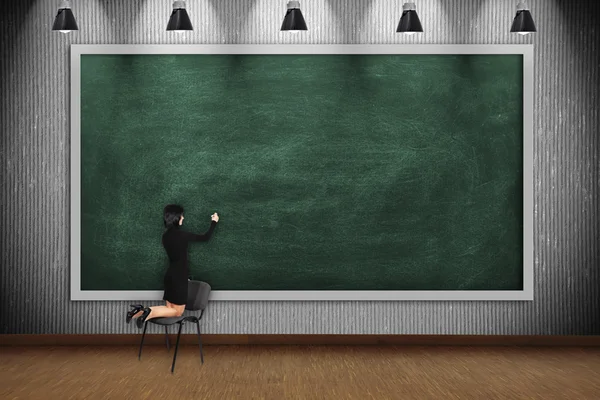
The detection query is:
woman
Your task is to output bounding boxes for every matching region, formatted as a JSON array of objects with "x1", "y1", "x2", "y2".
[{"x1": 126, "y1": 204, "x2": 219, "y2": 328}]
